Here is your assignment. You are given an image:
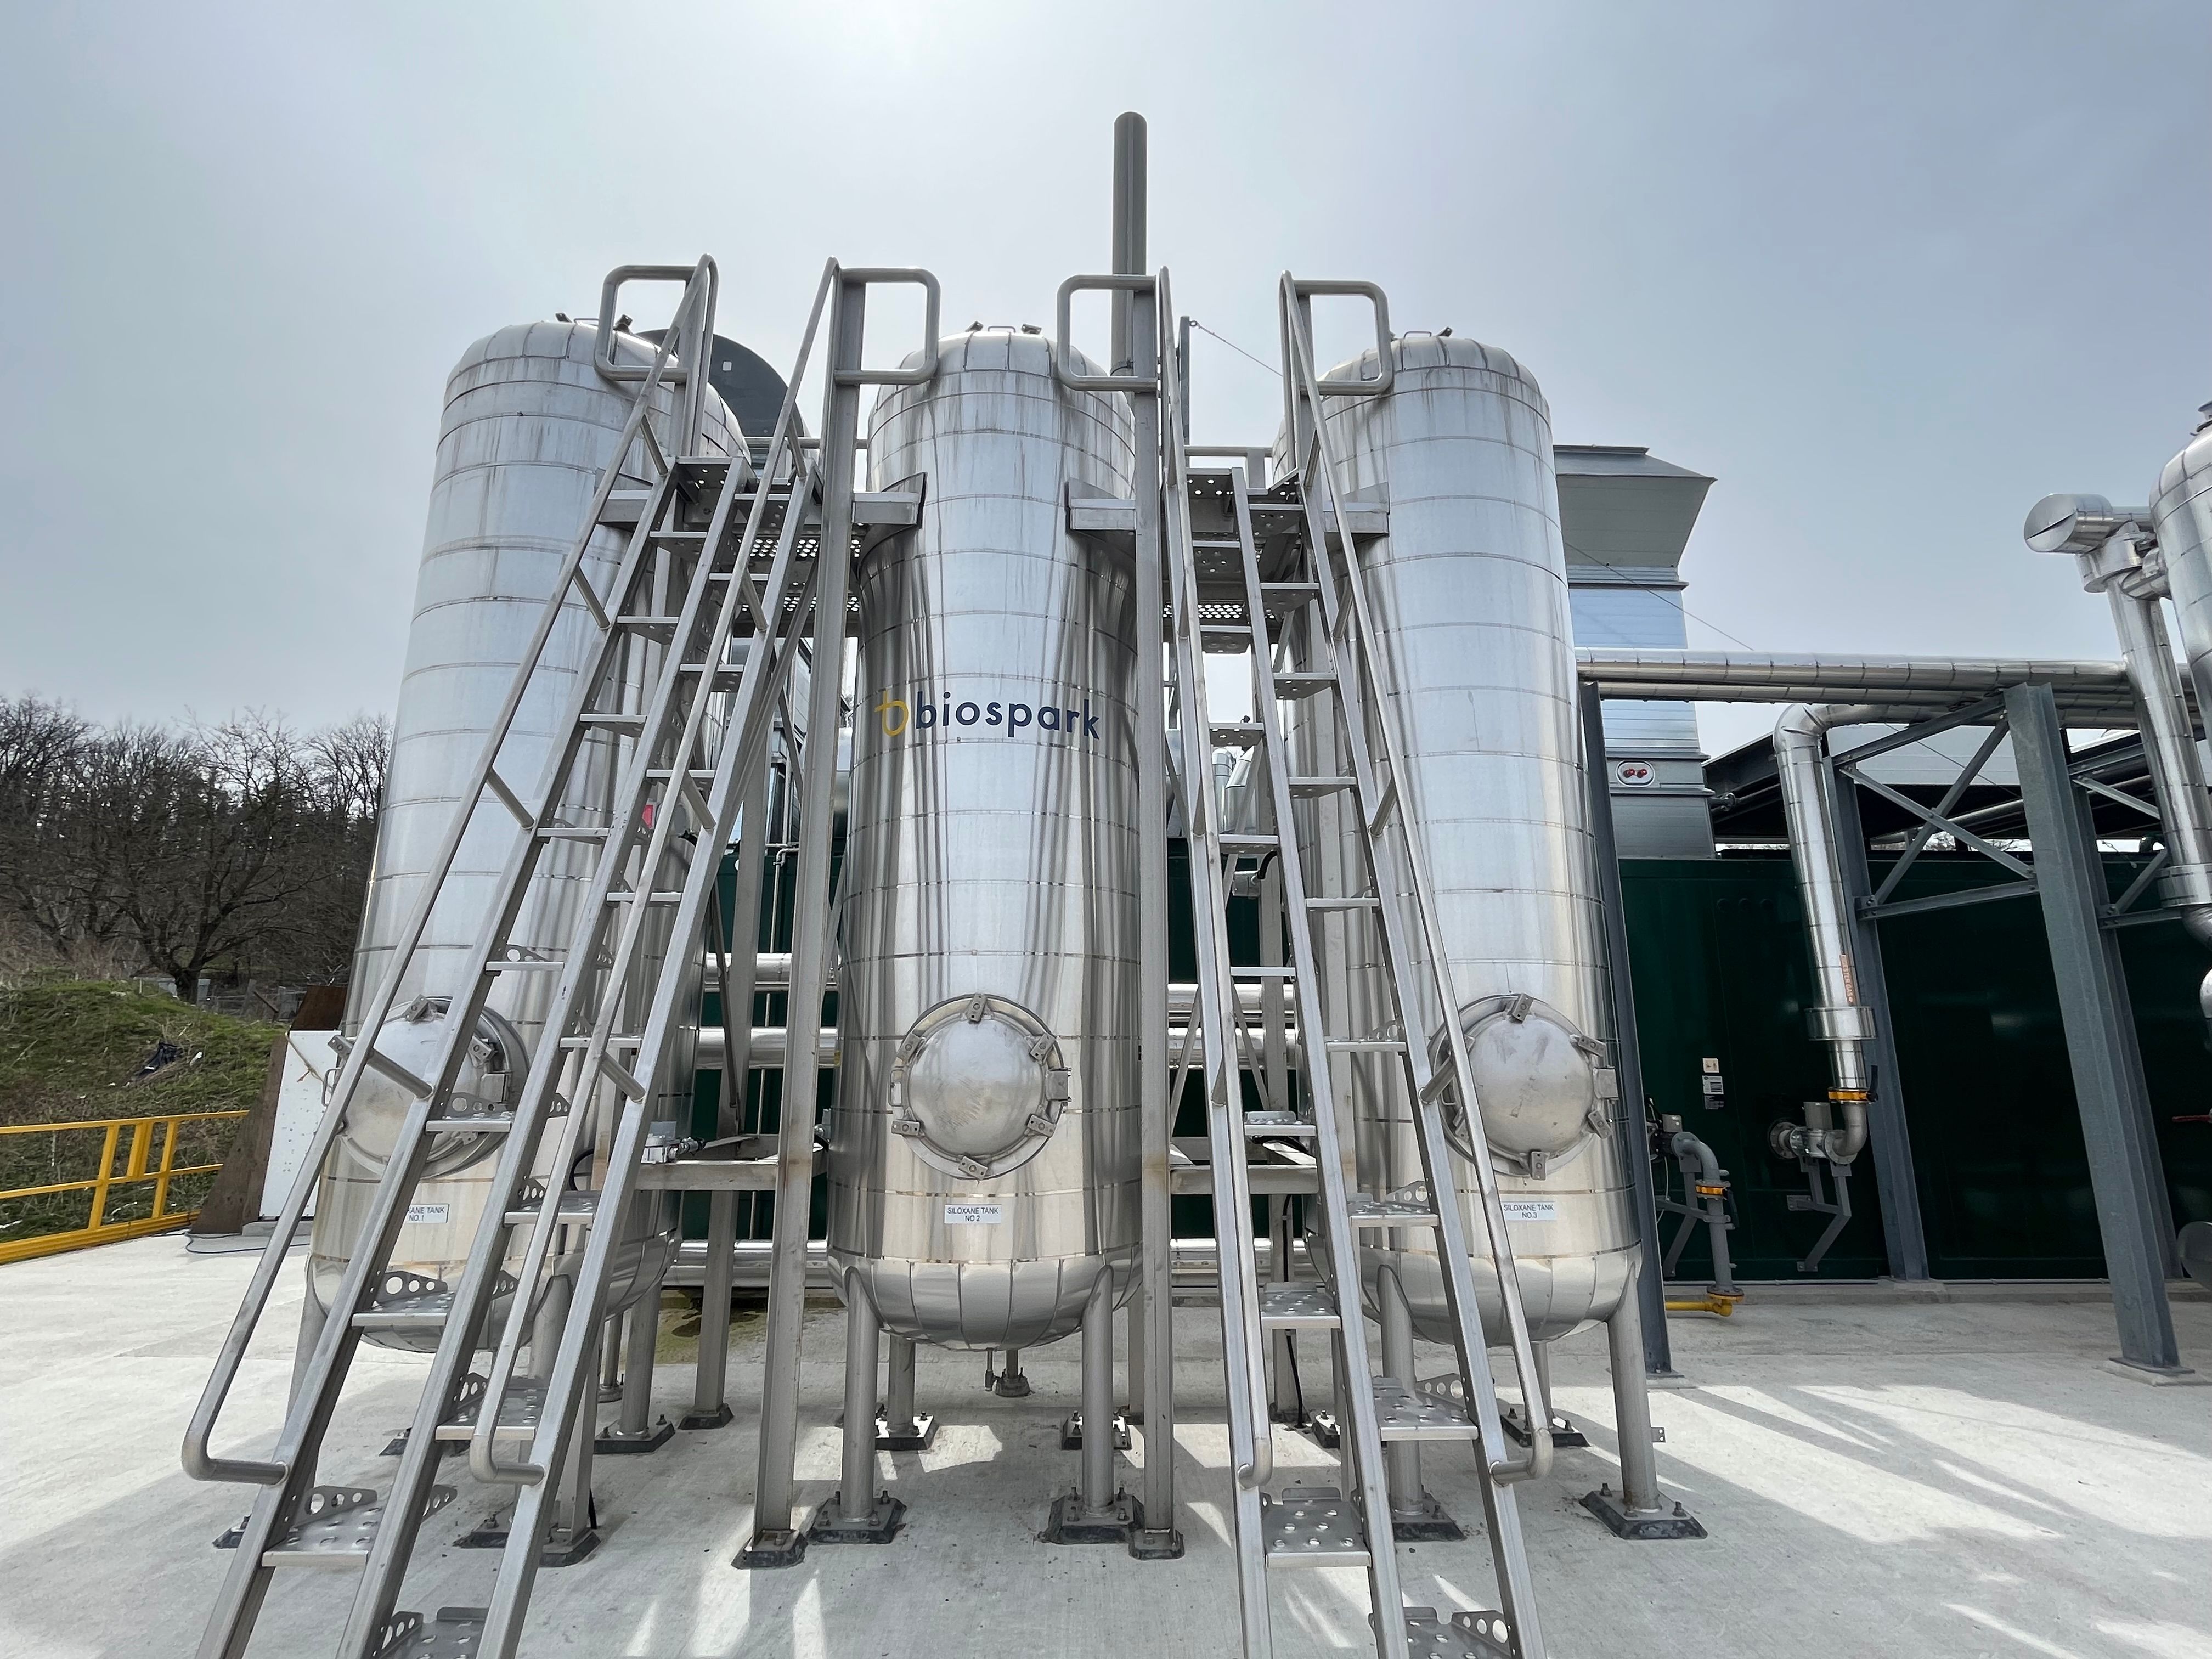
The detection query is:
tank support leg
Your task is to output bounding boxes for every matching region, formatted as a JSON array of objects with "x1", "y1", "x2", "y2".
[
  {"x1": 994, "y1": 1347, "x2": 1032, "y2": 1397},
  {"x1": 1126, "y1": 1285, "x2": 1146, "y2": 1421},
  {"x1": 810, "y1": 1279, "x2": 903, "y2": 1543},
  {"x1": 1378, "y1": 1266, "x2": 1461, "y2": 1539},
  {"x1": 680, "y1": 1192, "x2": 737, "y2": 1430},
  {"x1": 598, "y1": 1266, "x2": 673, "y2": 1454},
  {"x1": 1045, "y1": 1279, "x2": 1142, "y2": 1543},
  {"x1": 876, "y1": 1334, "x2": 934, "y2": 1450},
  {"x1": 1581, "y1": 1283, "x2": 1704, "y2": 1539}
]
